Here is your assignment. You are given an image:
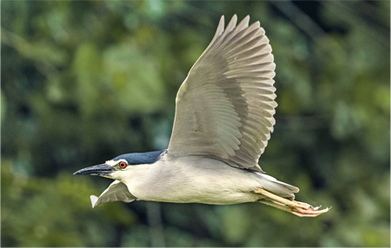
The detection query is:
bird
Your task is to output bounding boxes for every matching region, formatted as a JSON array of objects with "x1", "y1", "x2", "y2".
[{"x1": 74, "y1": 15, "x2": 330, "y2": 217}]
